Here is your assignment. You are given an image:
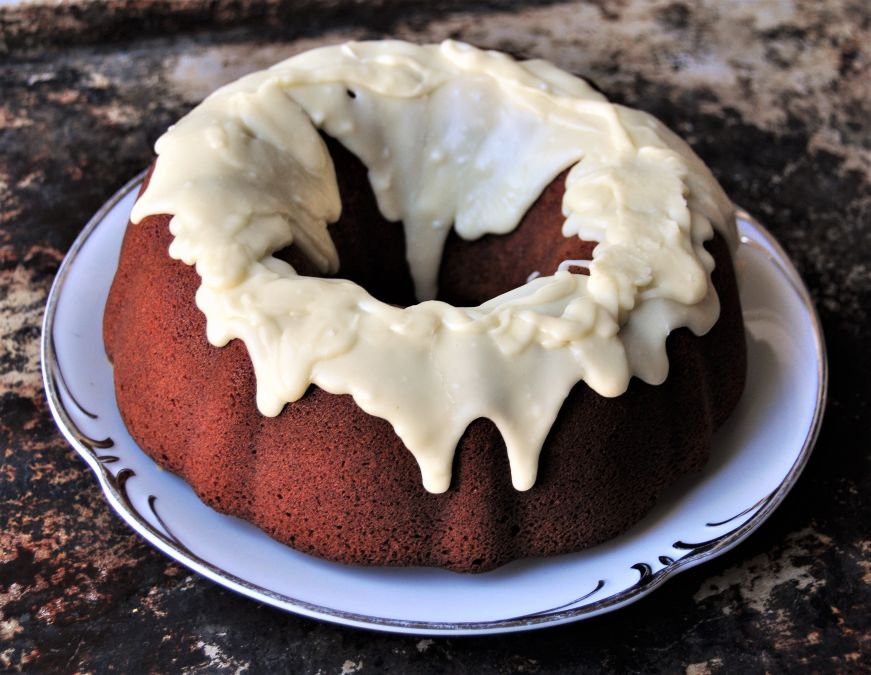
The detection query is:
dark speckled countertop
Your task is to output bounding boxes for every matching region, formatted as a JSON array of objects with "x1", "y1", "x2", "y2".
[{"x1": 1, "y1": 1, "x2": 869, "y2": 672}]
